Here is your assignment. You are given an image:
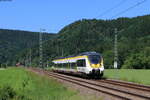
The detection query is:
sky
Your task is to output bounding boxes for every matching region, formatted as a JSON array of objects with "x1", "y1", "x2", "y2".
[{"x1": 0, "y1": 0, "x2": 150, "y2": 33}]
